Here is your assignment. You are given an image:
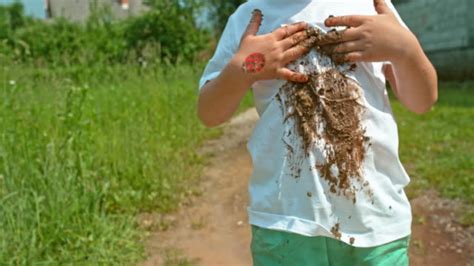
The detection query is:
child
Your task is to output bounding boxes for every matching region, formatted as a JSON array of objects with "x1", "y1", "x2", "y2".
[{"x1": 197, "y1": 0, "x2": 438, "y2": 265}]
